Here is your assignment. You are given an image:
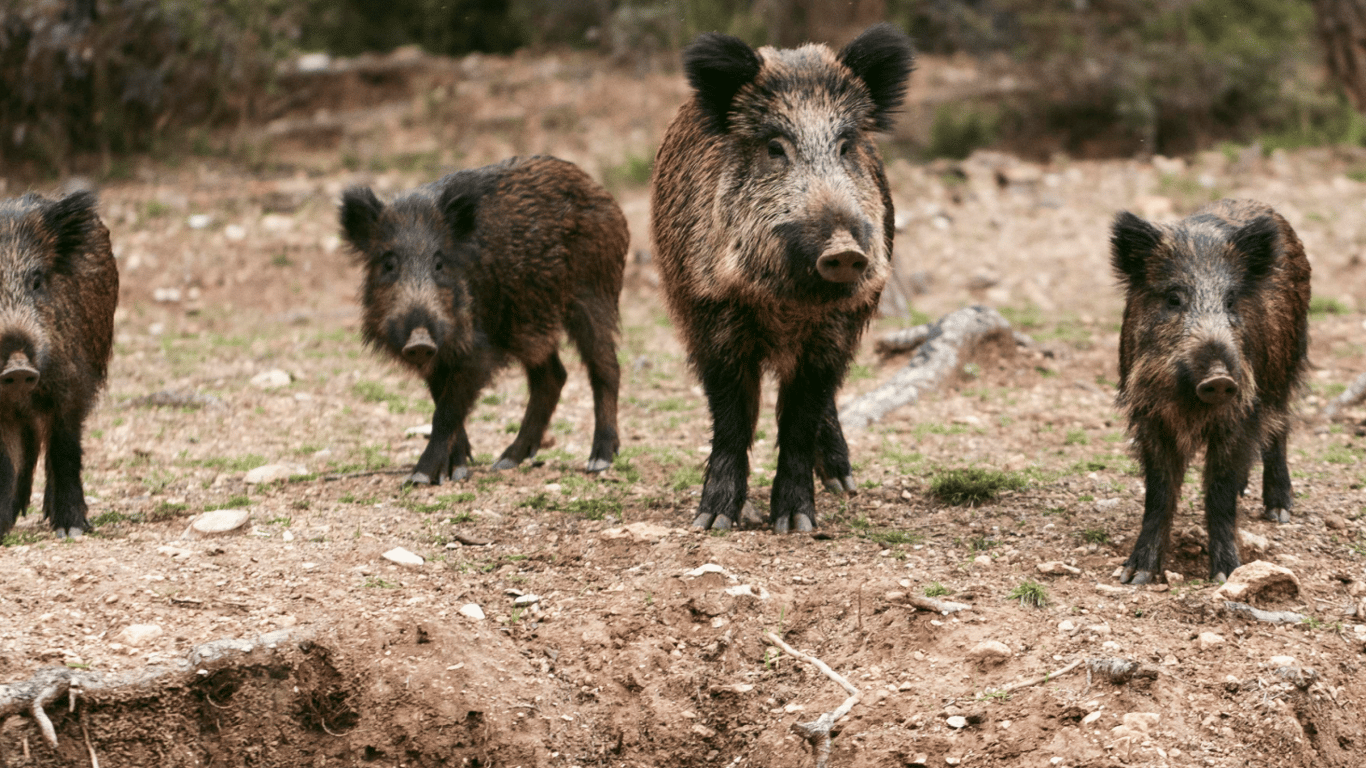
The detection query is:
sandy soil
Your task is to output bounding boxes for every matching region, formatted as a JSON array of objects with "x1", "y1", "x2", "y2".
[{"x1": 1, "y1": 48, "x2": 1365, "y2": 768}]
